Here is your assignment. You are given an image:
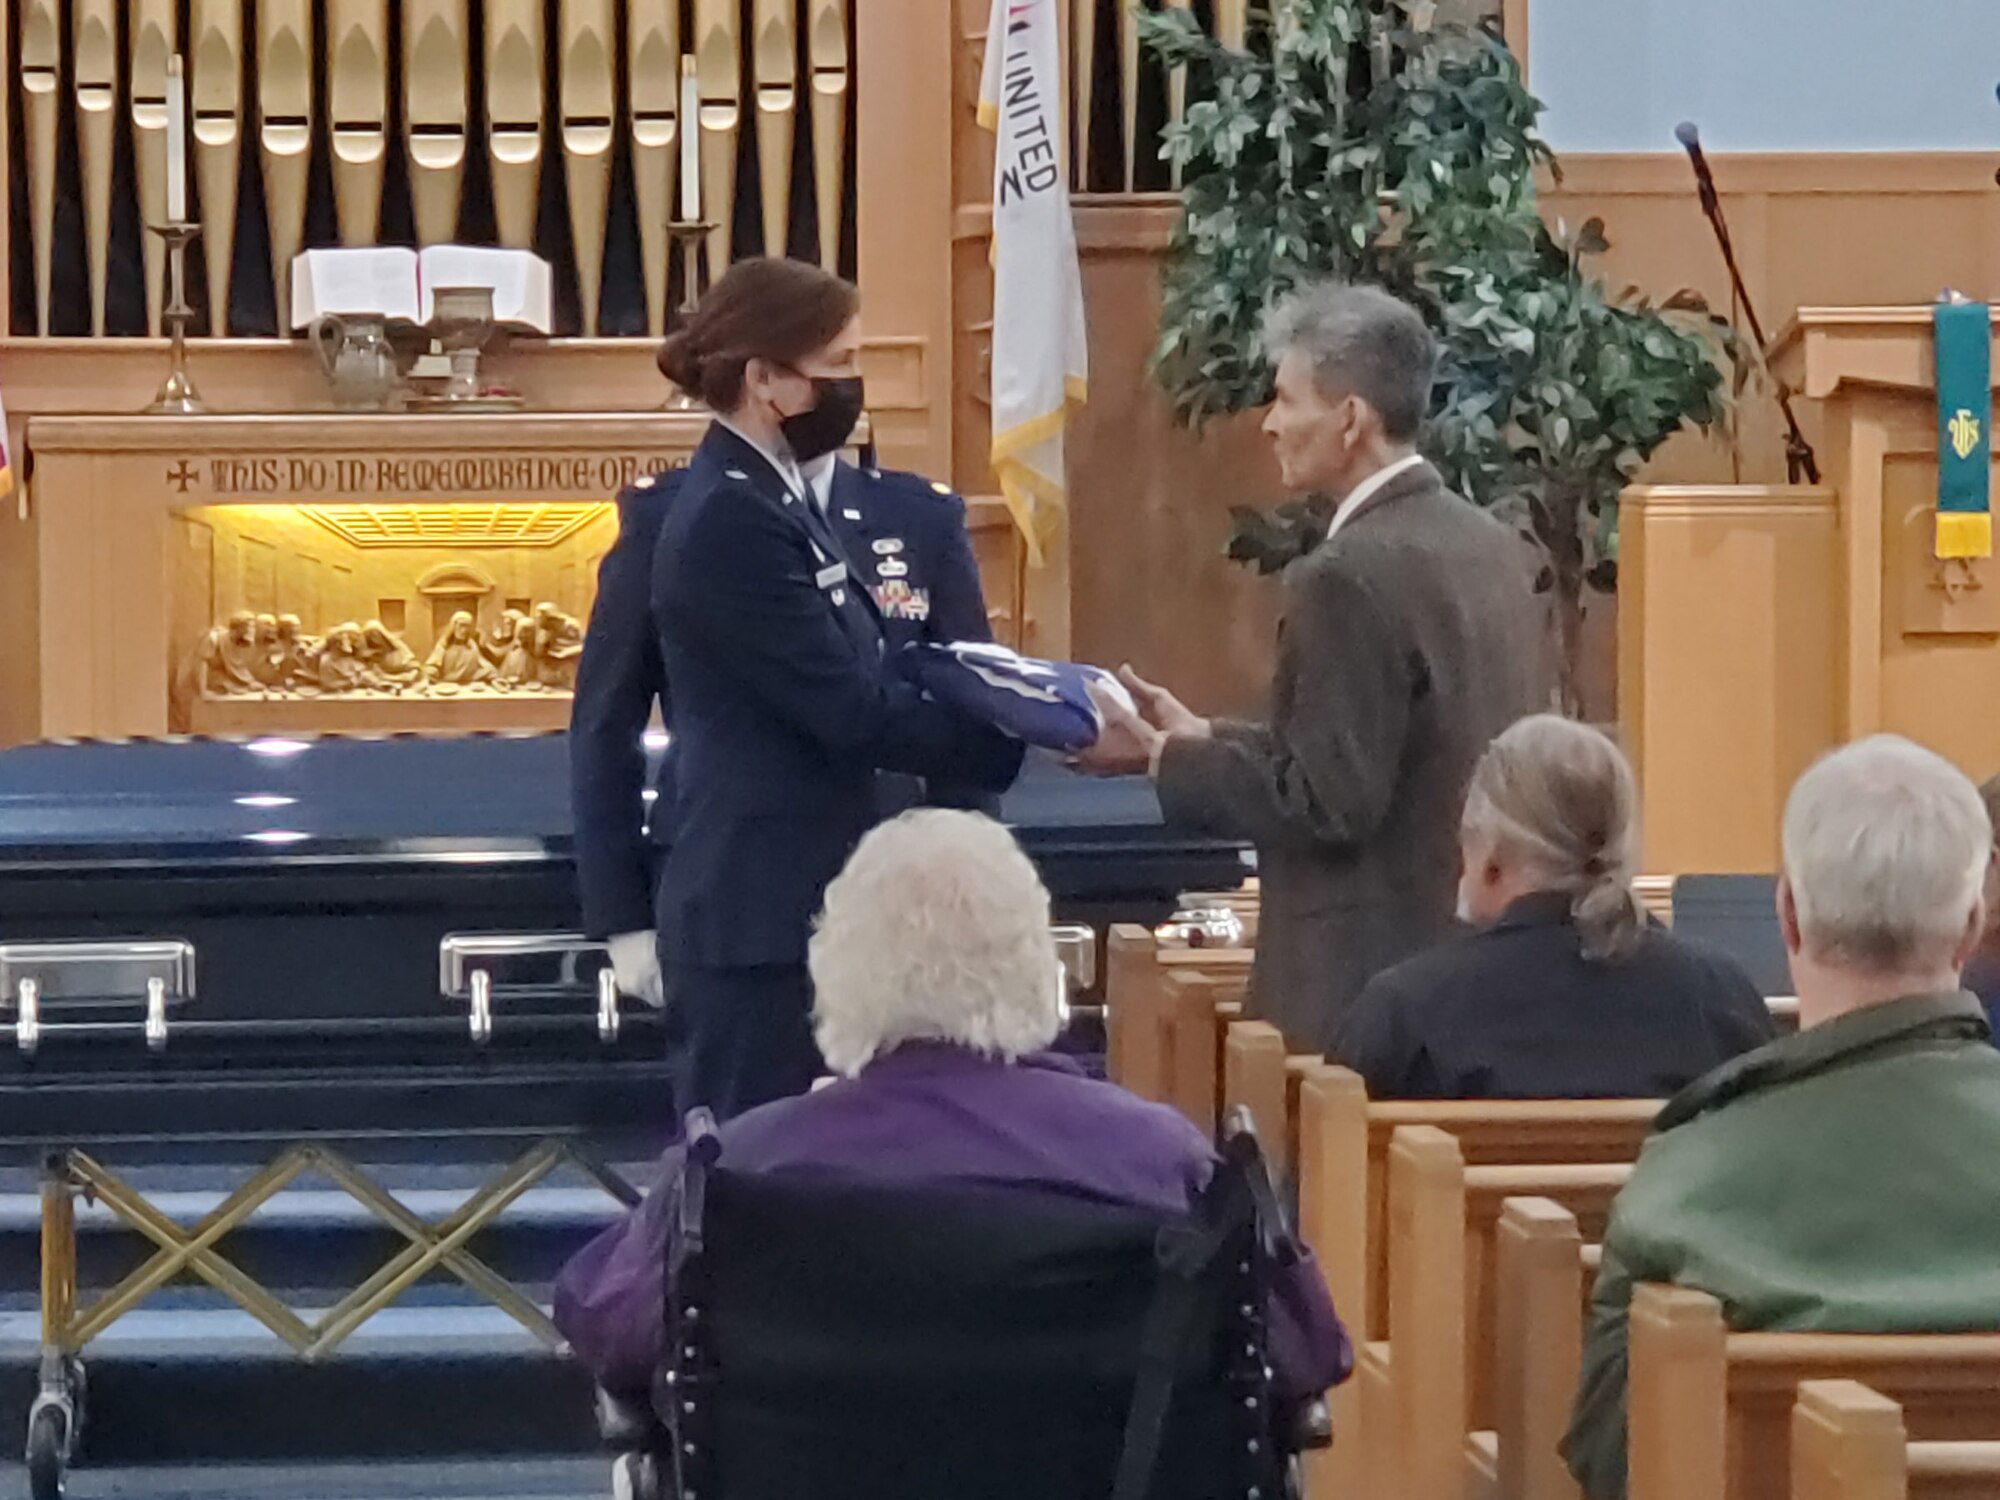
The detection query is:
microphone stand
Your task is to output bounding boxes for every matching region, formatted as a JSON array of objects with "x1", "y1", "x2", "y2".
[{"x1": 1676, "y1": 124, "x2": 1821, "y2": 485}]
